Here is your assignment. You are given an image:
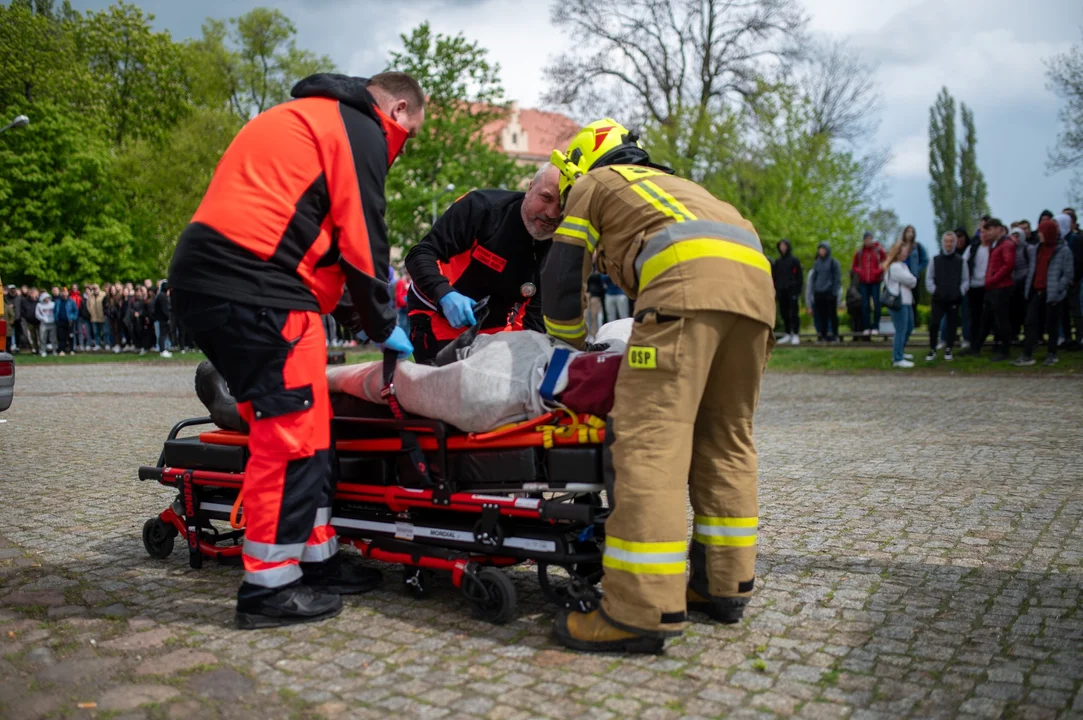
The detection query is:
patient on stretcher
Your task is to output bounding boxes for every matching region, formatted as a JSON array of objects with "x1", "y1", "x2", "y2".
[{"x1": 196, "y1": 319, "x2": 633, "y2": 434}]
